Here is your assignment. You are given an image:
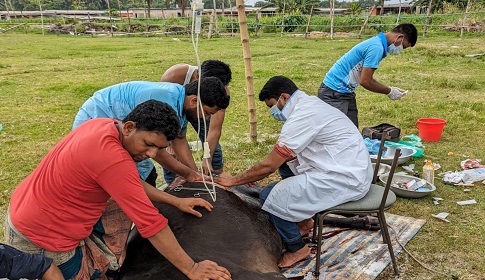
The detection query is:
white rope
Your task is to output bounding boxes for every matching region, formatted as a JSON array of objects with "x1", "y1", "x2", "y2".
[
  {"x1": 388, "y1": 223, "x2": 456, "y2": 279},
  {"x1": 191, "y1": 1, "x2": 216, "y2": 202}
]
